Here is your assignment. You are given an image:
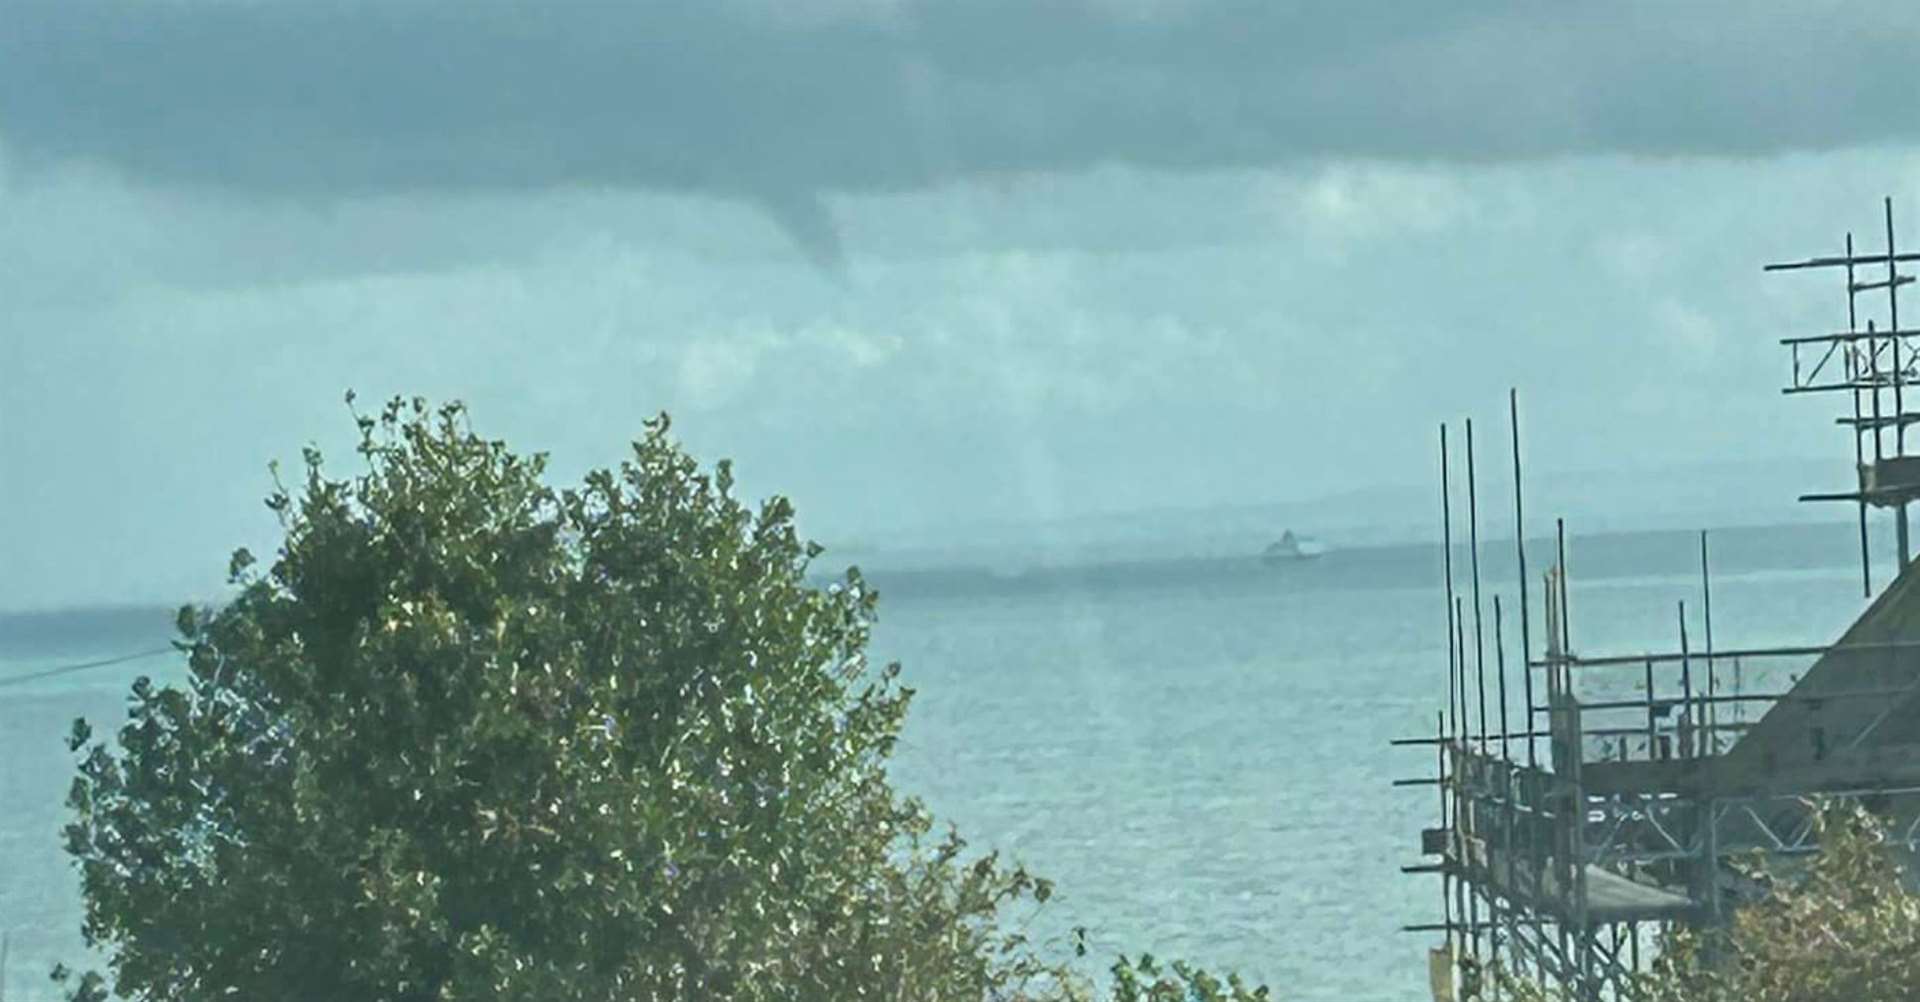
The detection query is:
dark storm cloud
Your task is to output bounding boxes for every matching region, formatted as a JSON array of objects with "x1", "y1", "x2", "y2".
[
  {"x1": 3, "y1": 1, "x2": 1915, "y2": 258},
  {"x1": 9, "y1": 1, "x2": 1919, "y2": 191}
]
